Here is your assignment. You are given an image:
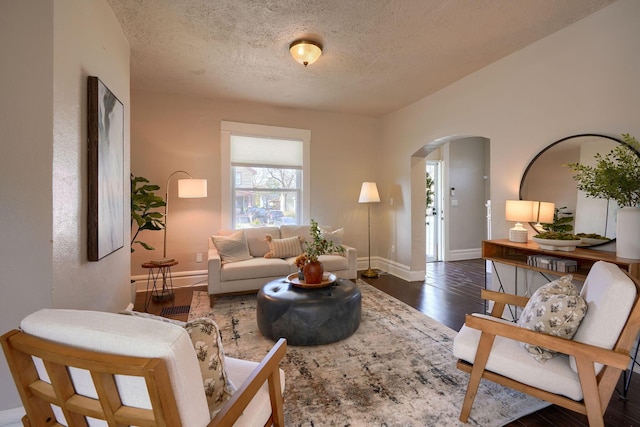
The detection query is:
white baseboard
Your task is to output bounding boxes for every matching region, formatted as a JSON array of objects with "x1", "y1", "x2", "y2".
[
  {"x1": 0, "y1": 407, "x2": 24, "y2": 427},
  {"x1": 357, "y1": 257, "x2": 424, "y2": 282},
  {"x1": 446, "y1": 248, "x2": 482, "y2": 261},
  {"x1": 131, "y1": 269, "x2": 208, "y2": 292}
]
